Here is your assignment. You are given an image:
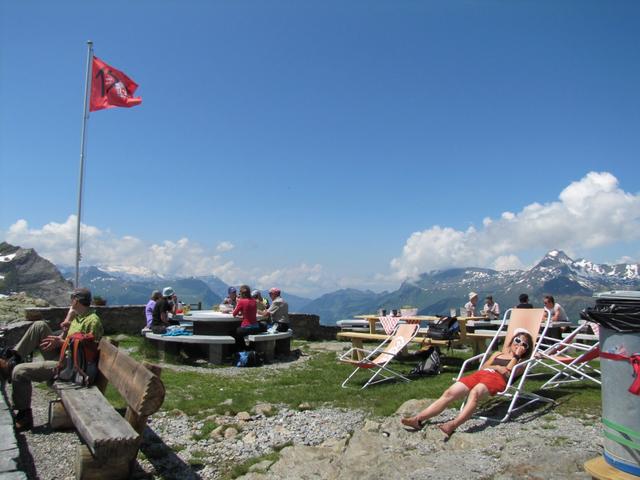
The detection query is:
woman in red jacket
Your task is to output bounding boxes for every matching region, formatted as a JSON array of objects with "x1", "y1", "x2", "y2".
[{"x1": 232, "y1": 285, "x2": 265, "y2": 351}]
